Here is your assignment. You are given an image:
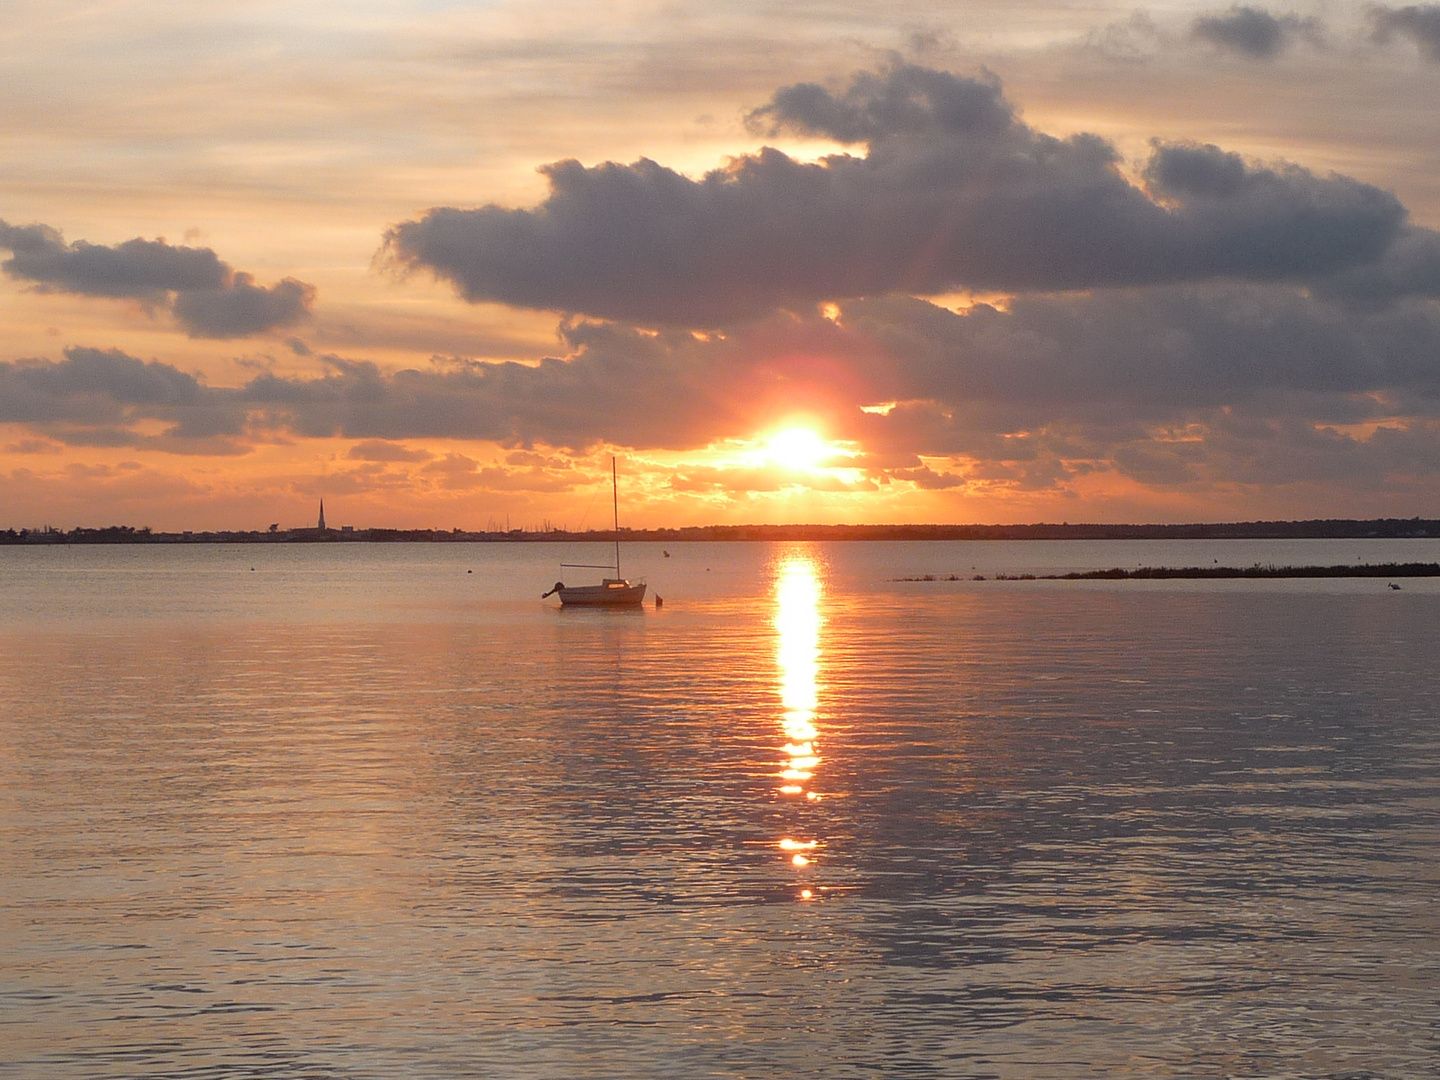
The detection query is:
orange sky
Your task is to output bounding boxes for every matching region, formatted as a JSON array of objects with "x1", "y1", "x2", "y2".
[{"x1": 5, "y1": 1, "x2": 1440, "y2": 530}]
